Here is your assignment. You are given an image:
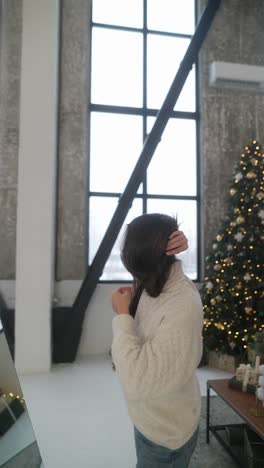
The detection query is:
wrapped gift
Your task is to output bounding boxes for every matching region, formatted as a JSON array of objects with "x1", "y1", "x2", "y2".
[{"x1": 230, "y1": 356, "x2": 263, "y2": 394}]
